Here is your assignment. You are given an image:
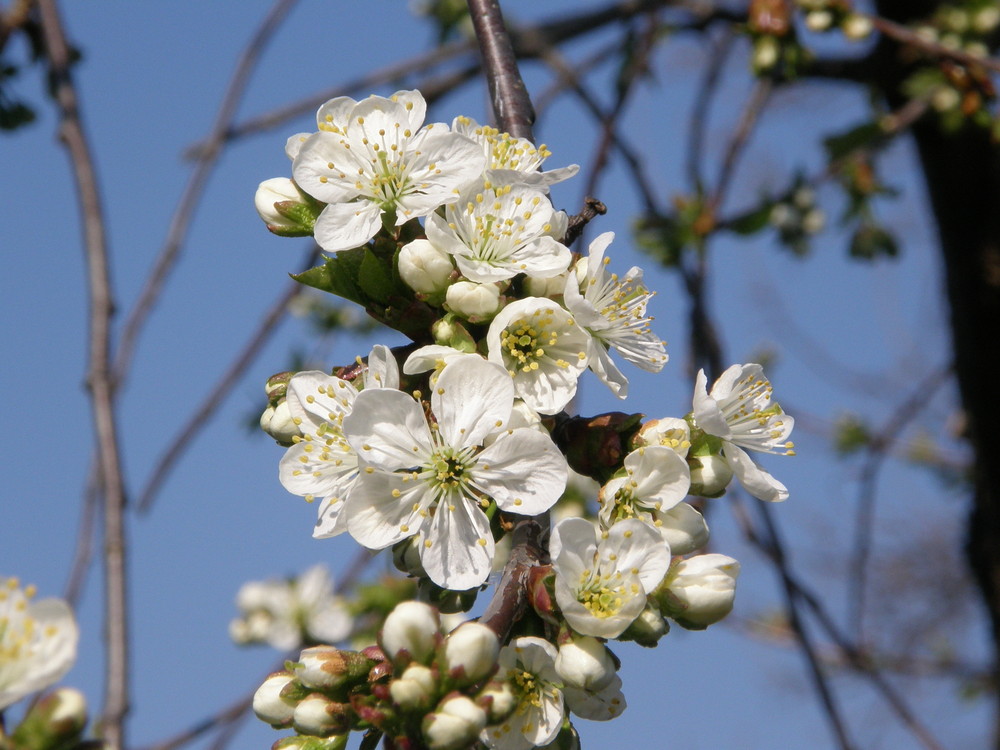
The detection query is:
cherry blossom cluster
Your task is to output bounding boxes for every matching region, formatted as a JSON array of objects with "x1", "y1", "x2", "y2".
[
  {"x1": 253, "y1": 89, "x2": 795, "y2": 748},
  {"x1": 230, "y1": 565, "x2": 353, "y2": 651}
]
